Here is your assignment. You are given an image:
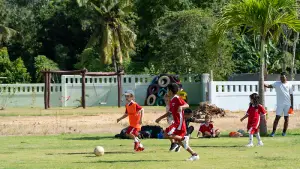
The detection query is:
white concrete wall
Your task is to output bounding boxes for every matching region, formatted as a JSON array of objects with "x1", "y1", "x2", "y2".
[
  {"x1": 210, "y1": 81, "x2": 300, "y2": 111},
  {"x1": 0, "y1": 74, "x2": 201, "y2": 108}
]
